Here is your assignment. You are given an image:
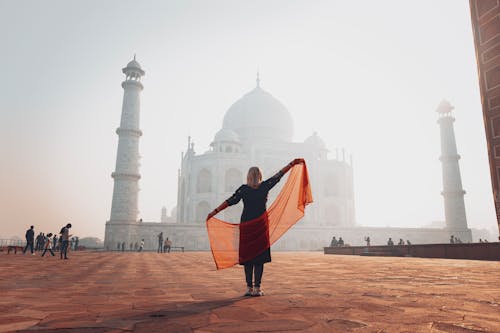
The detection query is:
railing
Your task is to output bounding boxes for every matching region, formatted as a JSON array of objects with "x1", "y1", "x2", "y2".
[{"x1": 0, "y1": 239, "x2": 25, "y2": 247}]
